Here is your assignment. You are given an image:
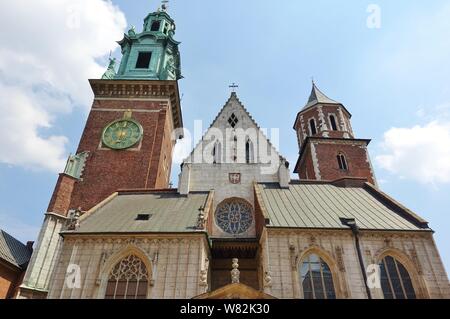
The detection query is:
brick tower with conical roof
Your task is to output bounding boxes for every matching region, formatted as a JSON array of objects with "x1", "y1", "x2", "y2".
[{"x1": 293, "y1": 82, "x2": 377, "y2": 185}]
